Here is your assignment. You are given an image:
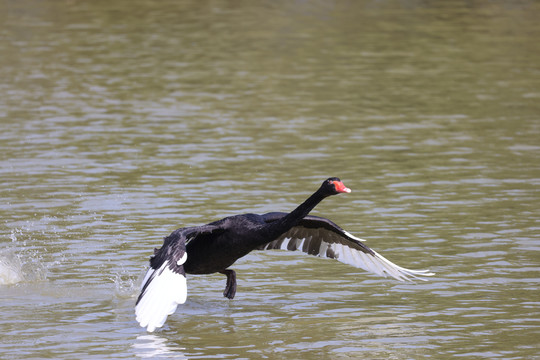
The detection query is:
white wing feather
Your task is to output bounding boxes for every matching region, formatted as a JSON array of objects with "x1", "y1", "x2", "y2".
[
  {"x1": 135, "y1": 254, "x2": 188, "y2": 332},
  {"x1": 262, "y1": 237, "x2": 433, "y2": 281}
]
